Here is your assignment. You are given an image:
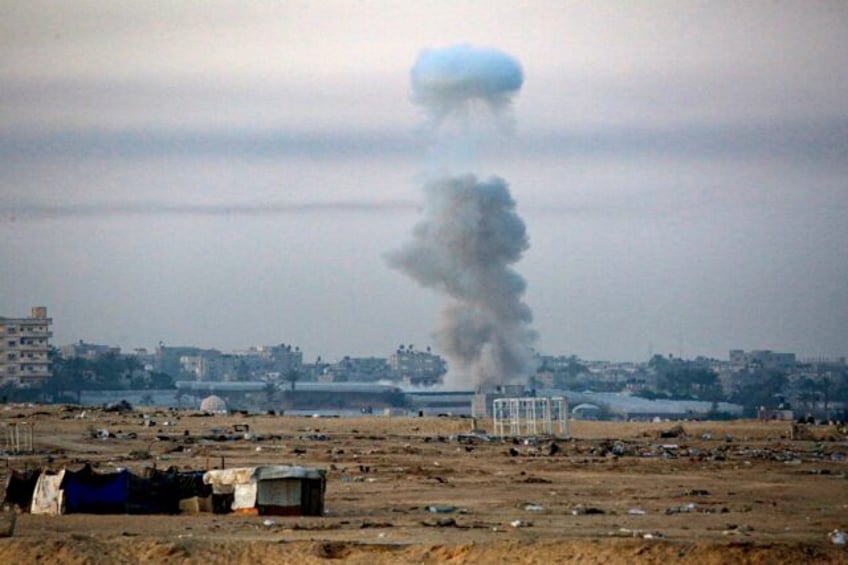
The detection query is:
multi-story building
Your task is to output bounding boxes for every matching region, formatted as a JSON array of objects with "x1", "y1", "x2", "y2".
[
  {"x1": 235, "y1": 344, "x2": 303, "y2": 380},
  {"x1": 388, "y1": 346, "x2": 446, "y2": 387},
  {"x1": 729, "y1": 349, "x2": 796, "y2": 371},
  {"x1": 0, "y1": 306, "x2": 53, "y2": 386},
  {"x1": 321, "y1": 356, "x2": 391, "y2": 383},
  {"x1": 60, "y1": 340, "x2": 121, "y2": 360}
]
